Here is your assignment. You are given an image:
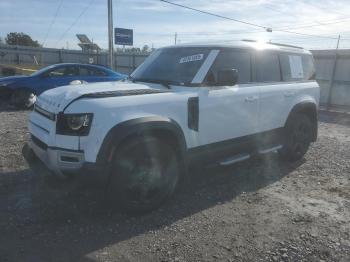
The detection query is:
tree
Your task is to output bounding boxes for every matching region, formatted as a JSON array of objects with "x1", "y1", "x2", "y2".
[
  {"x1": 142, "y1": 45, "x2": 150, "y2": 53},
  {"x1": 5, "y1": 32, "x2": 41, "y2": 47}
]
